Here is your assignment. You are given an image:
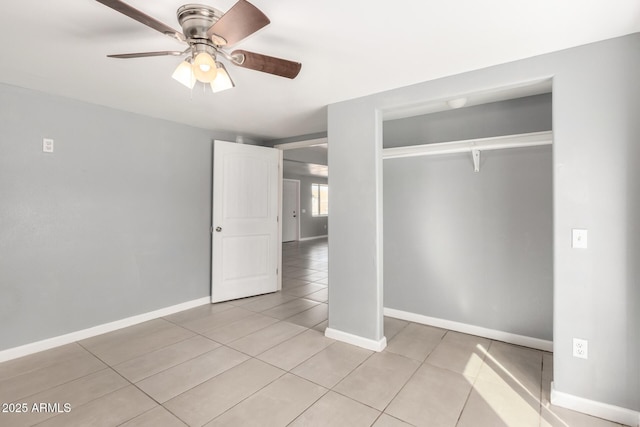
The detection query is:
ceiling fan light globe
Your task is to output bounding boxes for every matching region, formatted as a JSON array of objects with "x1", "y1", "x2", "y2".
[
  {"x1": 210, "y1": 62, "x2": 235, "y2": 93},
  {"x1": 172, "y1": 60, "x2": 196, "y2": 89},
  {"x1": 193, "y1": 52, "x2": 218, "y2": 83}
]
